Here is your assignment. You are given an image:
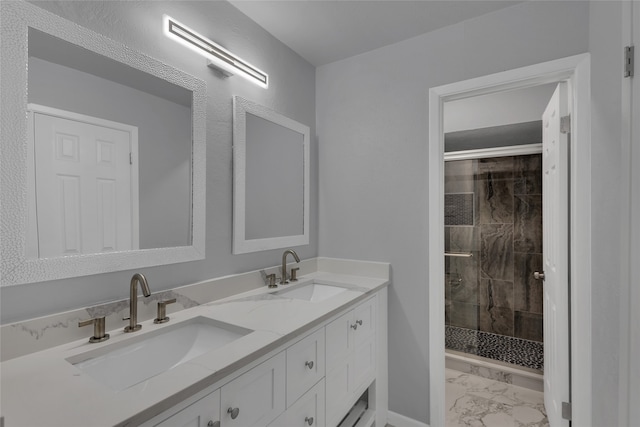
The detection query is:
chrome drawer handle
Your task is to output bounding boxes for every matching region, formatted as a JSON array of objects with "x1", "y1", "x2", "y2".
[
  {"x1": 351, "y1": 323, "x2": 358, "y2": 330},
  {"x1": 305, "y1": 416, "x2": 314, "y2": 425},
  {"x1": 227, "y1": 407, "x2": 240, "y2": 420},
  {"x1": 356, "y1": 319, "x2": 363, "y2": 326},
  {"x1": 305, "y1": 360, "x2": 314, "y2": 369}
]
